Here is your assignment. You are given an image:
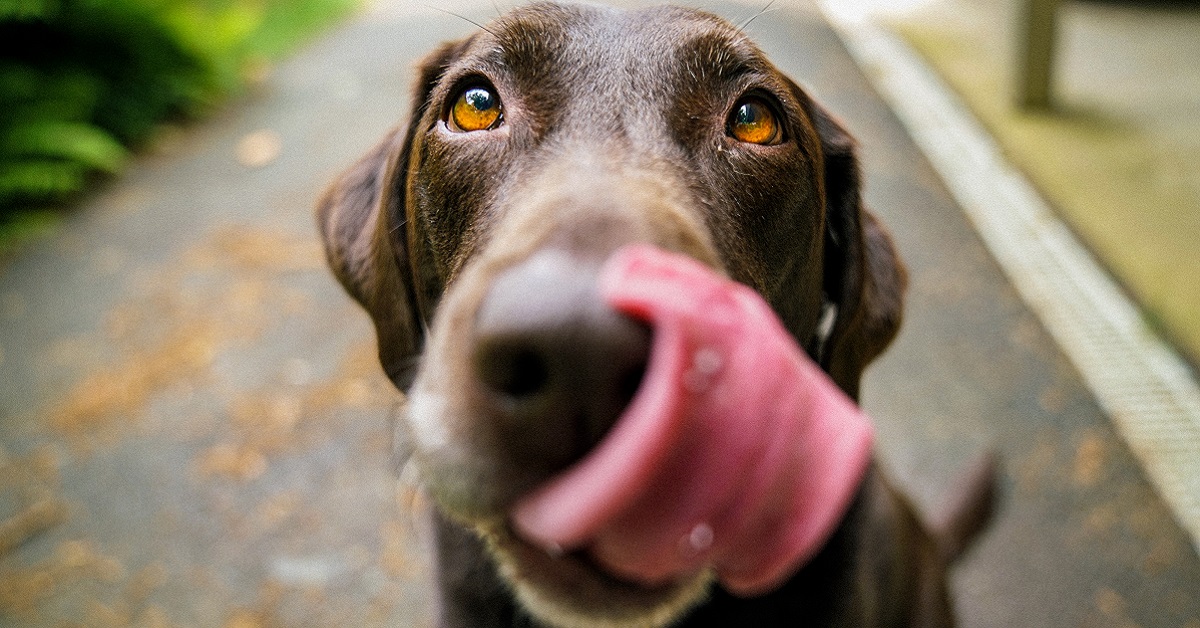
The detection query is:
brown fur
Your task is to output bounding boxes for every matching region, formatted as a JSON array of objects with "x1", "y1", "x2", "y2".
[{"x1": 317, "y1": 4, "x2": 992, "y2": 627}]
